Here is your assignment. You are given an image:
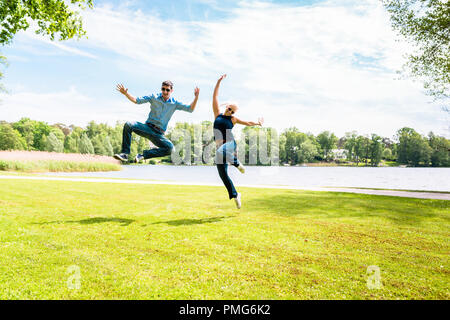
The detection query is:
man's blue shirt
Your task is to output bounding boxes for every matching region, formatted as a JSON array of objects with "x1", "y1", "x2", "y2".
[{"x1": 136, "y1": 93, "x2": 192, "y2": 132}]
